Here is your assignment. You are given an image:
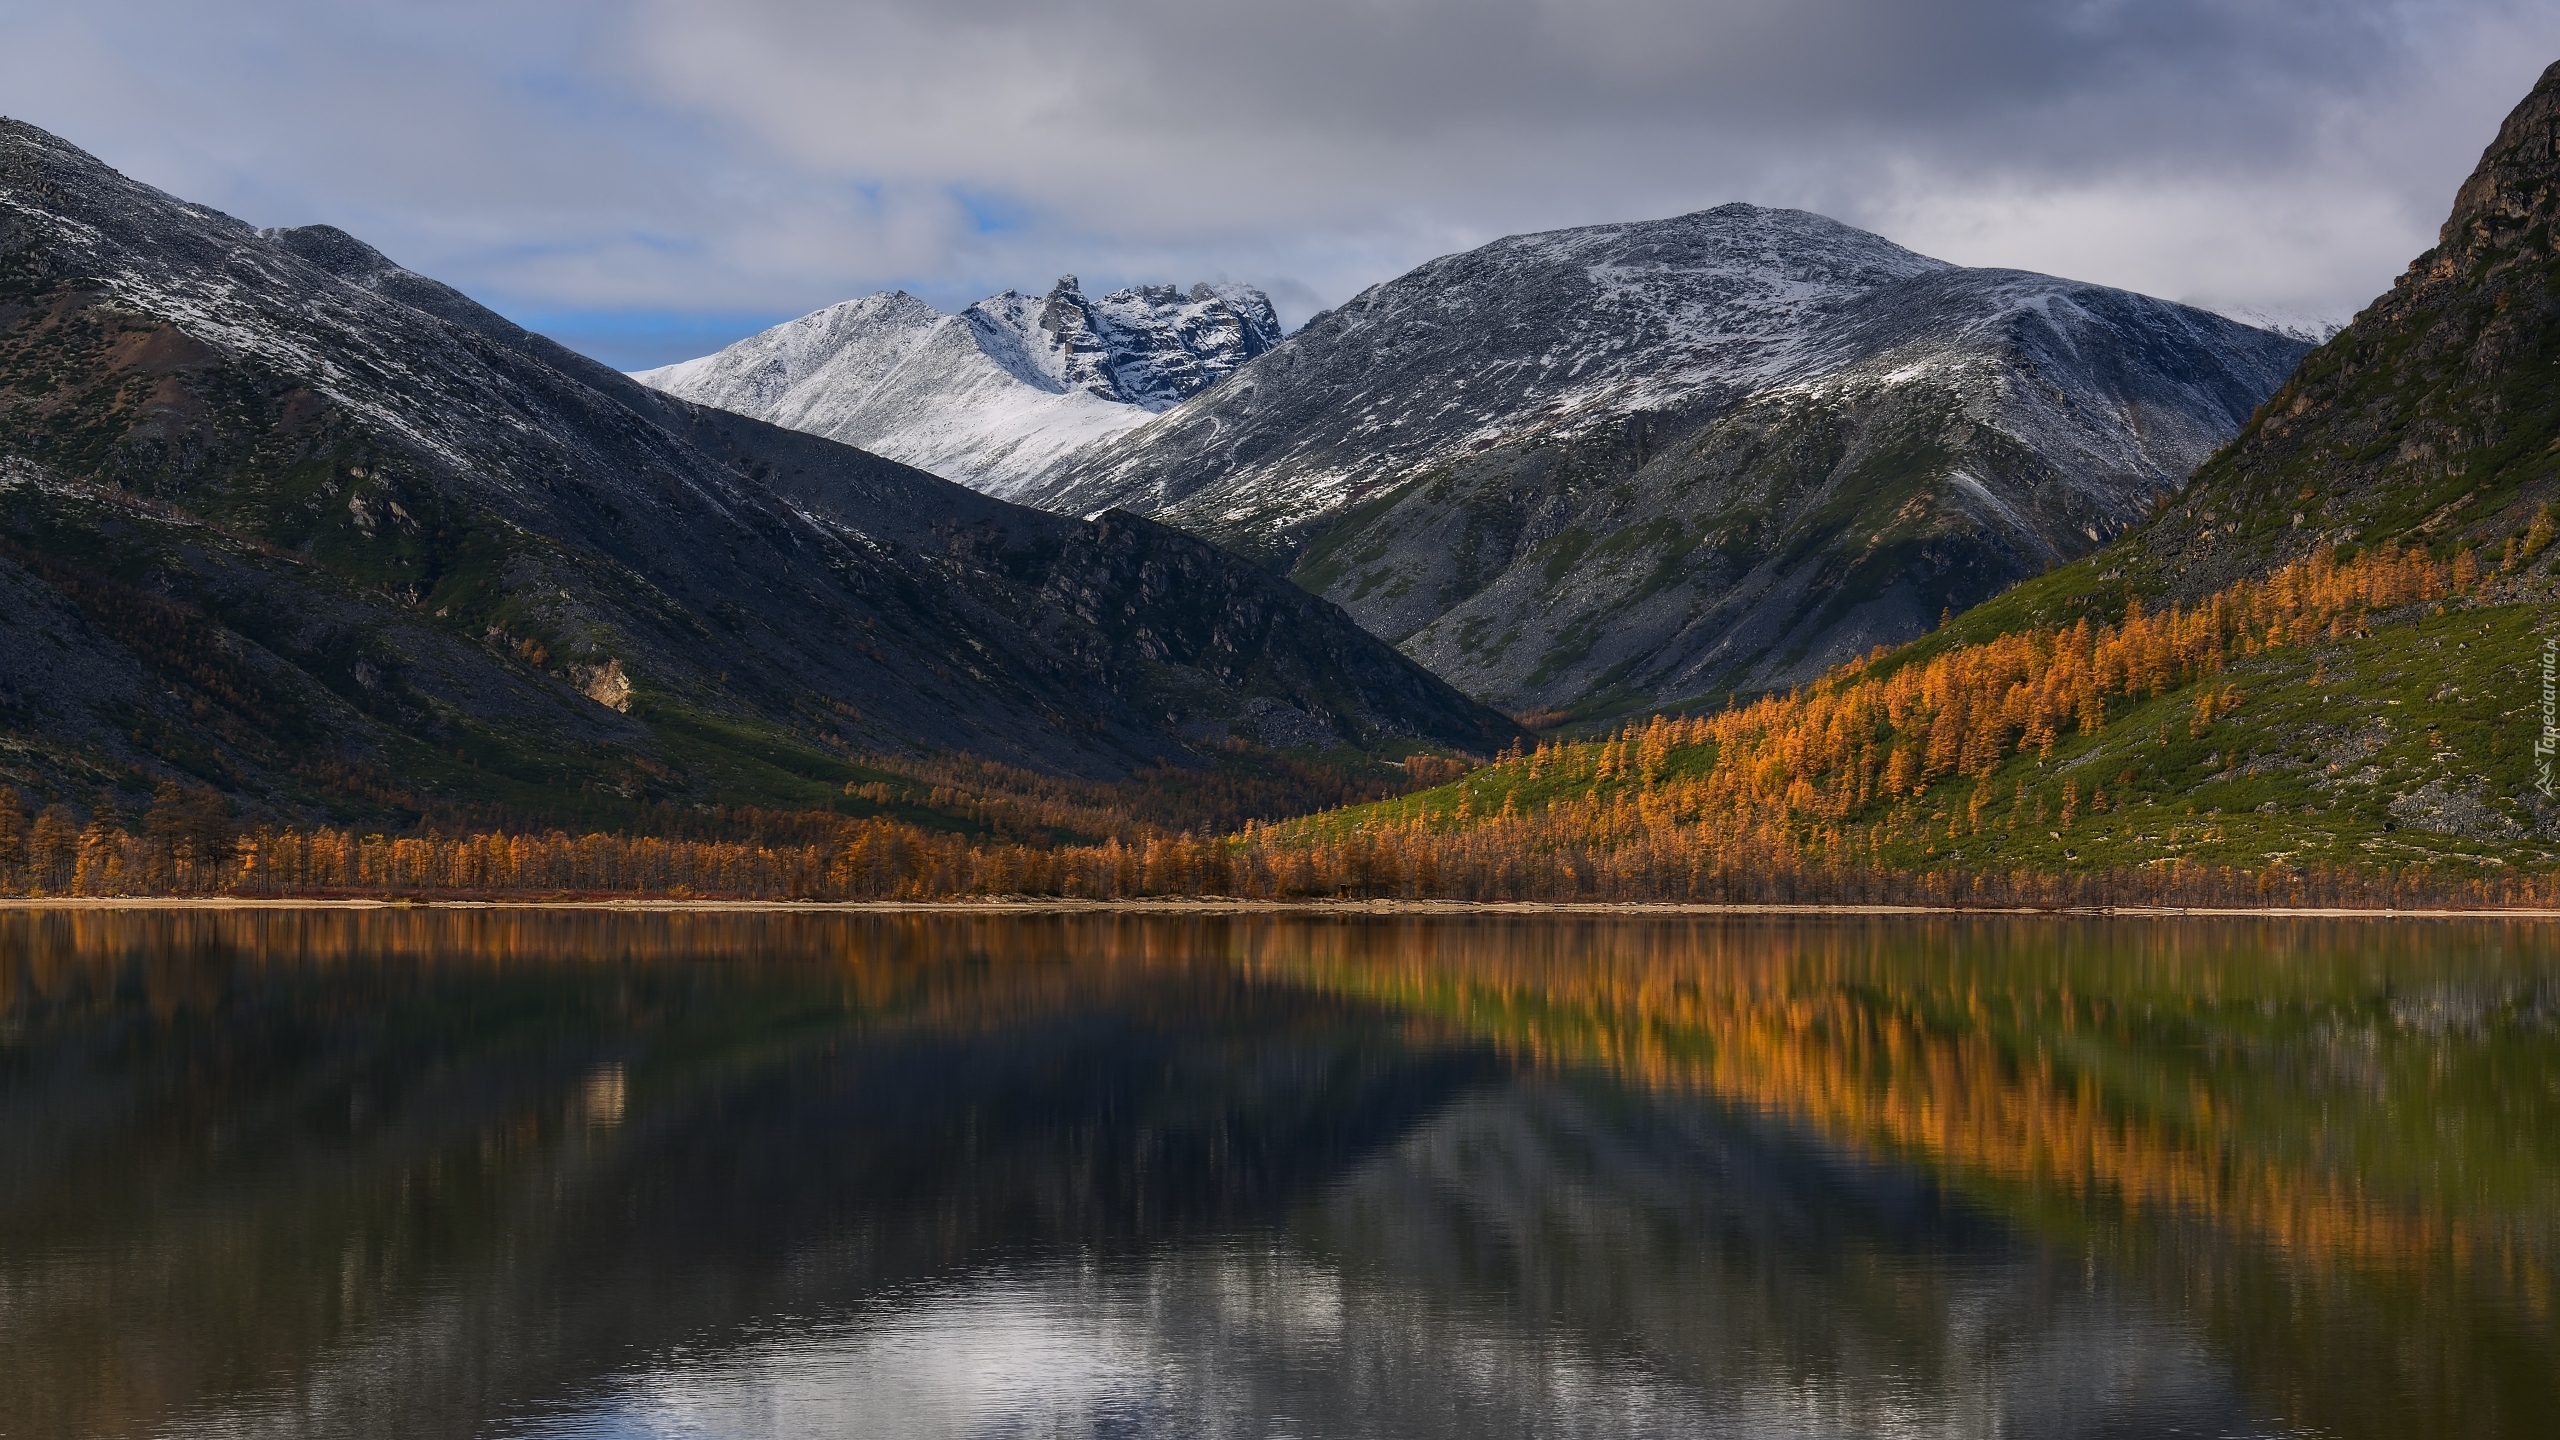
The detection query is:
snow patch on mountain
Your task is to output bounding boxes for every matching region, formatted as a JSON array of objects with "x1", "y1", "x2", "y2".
[
  {"x1": 2205, "y1": 303, "x2": 2348, "y2": 346},
  {"x1": 633, "y1": 276, "x2": 1278, "y2": 499}
]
